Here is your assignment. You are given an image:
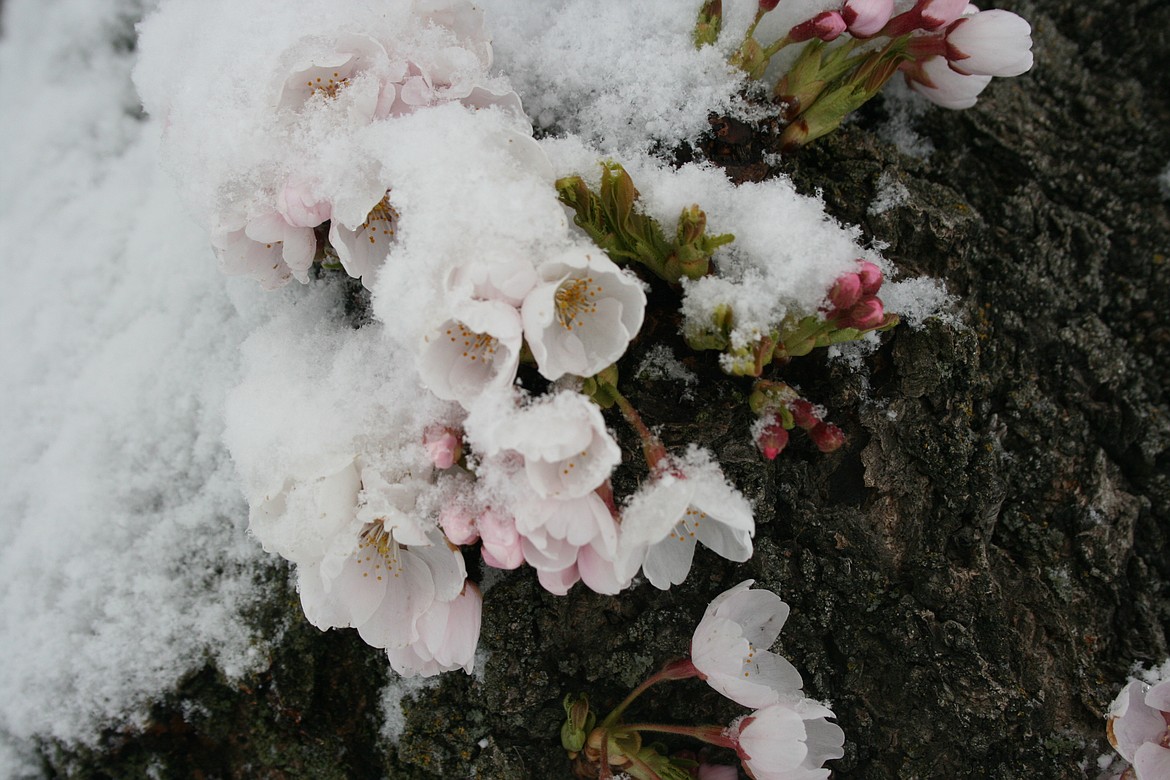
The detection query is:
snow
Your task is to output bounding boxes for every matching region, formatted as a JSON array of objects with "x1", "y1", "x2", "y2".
[{"x1": 0, "y1": 0, "x2": 950, "y2": 769}]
